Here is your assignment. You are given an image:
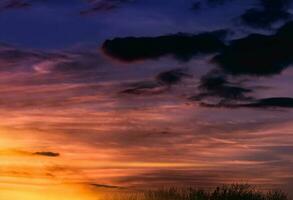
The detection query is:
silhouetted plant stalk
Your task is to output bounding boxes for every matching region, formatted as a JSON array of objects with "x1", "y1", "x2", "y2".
[{"x1": 99, "y1": 184, "x2": 288, "y2": 200}]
